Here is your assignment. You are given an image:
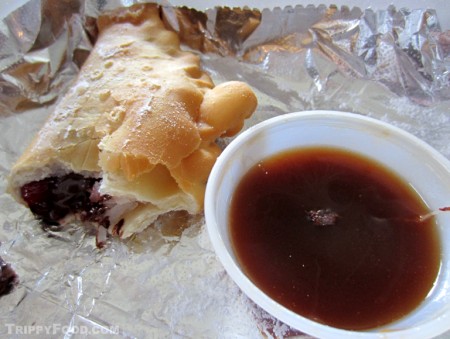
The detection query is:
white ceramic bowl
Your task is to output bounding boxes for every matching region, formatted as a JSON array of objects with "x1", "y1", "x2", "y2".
[{"x1": 205, "y1": 111, "x2": 450, "y2": 339}]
